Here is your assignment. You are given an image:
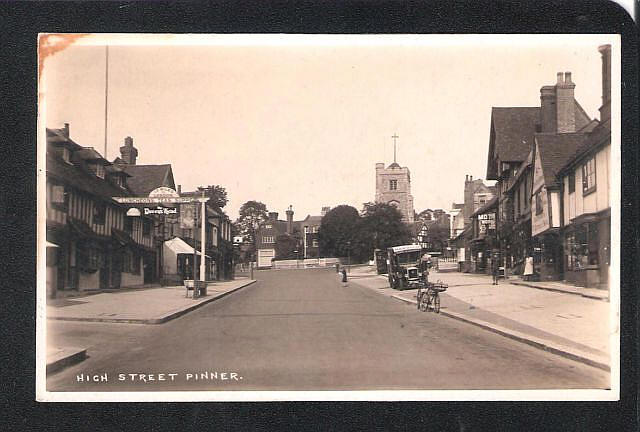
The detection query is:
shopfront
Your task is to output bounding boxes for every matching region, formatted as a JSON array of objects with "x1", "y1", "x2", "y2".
[{"x1": 563, "y1": 210, "x2": 610, "y2": 289}]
